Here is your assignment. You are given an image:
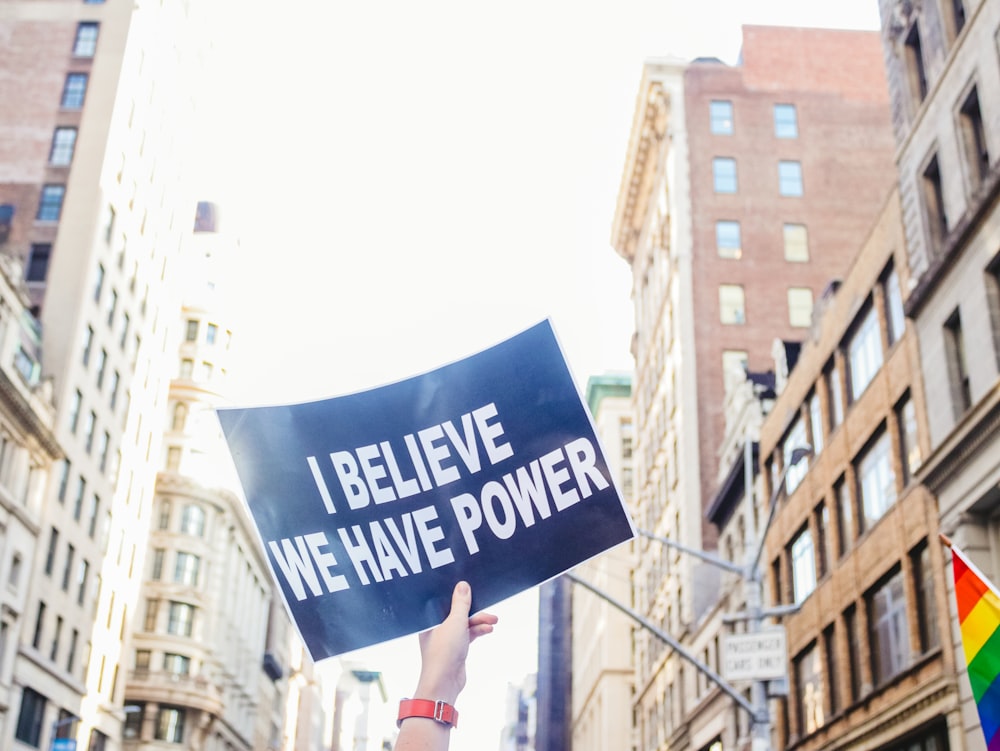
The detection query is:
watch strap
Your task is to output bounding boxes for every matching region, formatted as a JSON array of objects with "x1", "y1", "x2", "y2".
[{"x1": 397, "y1": 698, "x2": 459, "y2": 729}]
